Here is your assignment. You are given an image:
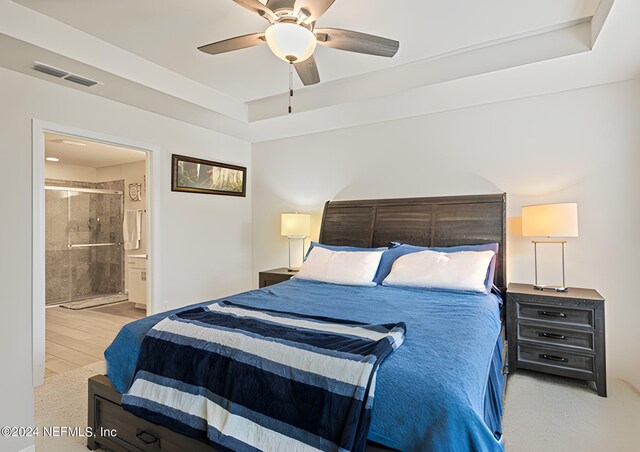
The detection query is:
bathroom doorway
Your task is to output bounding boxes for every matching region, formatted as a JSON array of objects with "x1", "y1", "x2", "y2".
[
  {"x1": 32, "y1": 121, "x2": 161, "y2": 387},
  {"x1": 43, "y1": 132, "x2": 149, "y2": 378},
  {"x1": 44, "y1": 133, "x2": 148, "y2": 311}
]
